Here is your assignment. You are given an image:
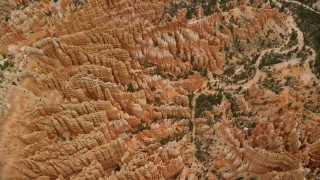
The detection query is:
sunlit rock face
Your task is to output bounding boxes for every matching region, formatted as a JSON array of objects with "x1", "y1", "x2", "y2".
[{"x1": 0, "y1": 0, "x2": 319, "y2": 179}]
